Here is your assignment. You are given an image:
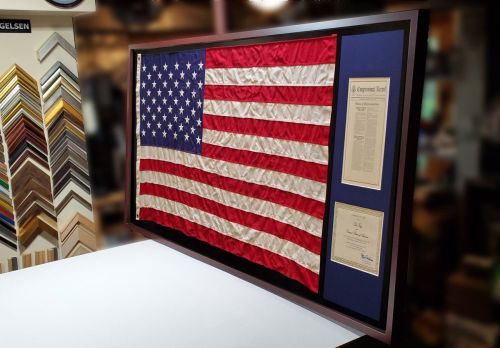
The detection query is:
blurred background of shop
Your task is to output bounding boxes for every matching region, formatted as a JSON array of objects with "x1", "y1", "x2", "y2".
[{"x1": 74, "y1": 1, "x2": 500, "y2": 347}]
